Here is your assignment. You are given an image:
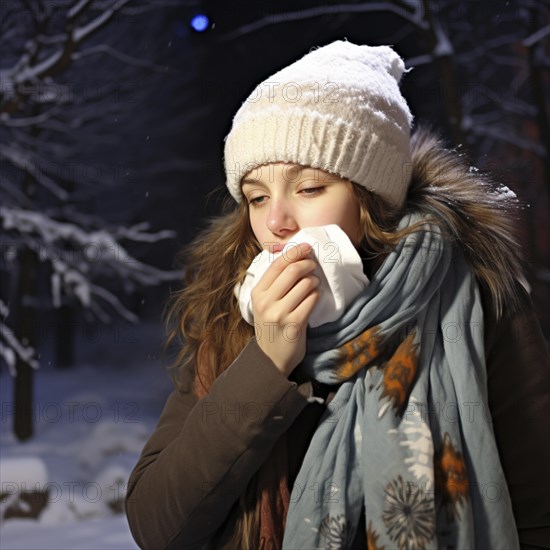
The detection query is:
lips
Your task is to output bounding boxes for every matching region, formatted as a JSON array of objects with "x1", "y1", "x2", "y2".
[{"x1": 270, "y1": 243, "x2": 284, "y2": 253}]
